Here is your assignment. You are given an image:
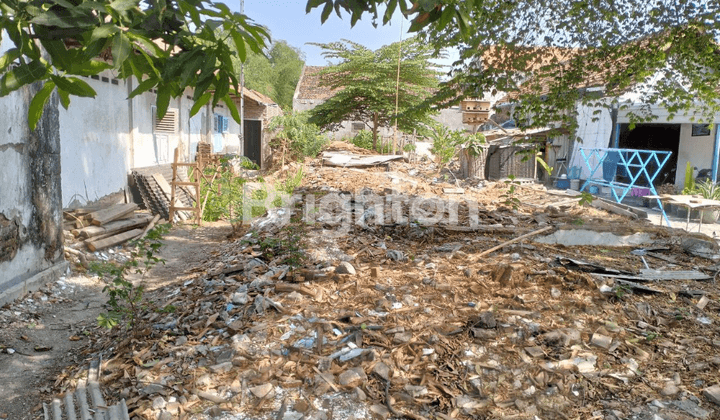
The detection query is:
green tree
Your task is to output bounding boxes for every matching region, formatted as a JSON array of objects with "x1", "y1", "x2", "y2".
[
  {"x1": 0, "y1": 0, "x2": 270, "y2": 129},
  {"x1": 306, "y1": 1, "x2": 720, "y2": 139},
  {"x1": 307, "y1": 37, "x2": 440, "y2": 150},
  {"x1": 241, "y1": 41, "x2": 304, "y2": 110}
]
